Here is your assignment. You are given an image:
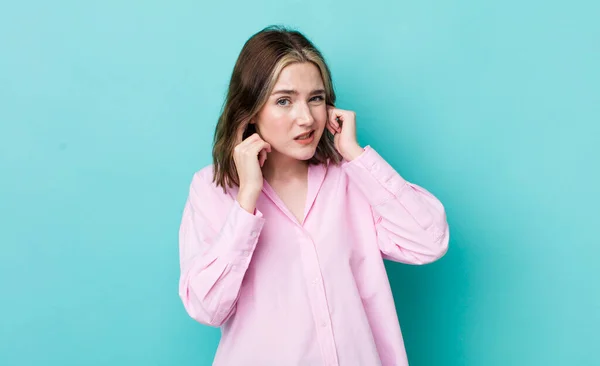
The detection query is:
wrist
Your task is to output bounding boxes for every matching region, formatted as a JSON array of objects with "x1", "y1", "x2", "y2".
[
  {"x1": 343, "y1": 143, "x2": 364, "y2": 161},
  {"x1": 237, "y1": 187, "x2": 260, "y2": 214}
]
